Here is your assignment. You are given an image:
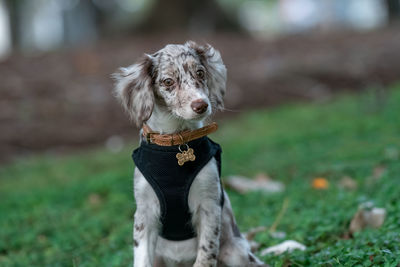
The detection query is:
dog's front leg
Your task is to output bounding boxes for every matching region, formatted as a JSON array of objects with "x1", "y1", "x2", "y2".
[
  {"x1": 133, "y1": 170, "x2": 160, "y2": 267},
  {"x1": 133, "y1": 209, "x2": 158, "y2": 267},
  {"x1": 193, "y1": 200, "x2": 222, "y2": 267}
]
